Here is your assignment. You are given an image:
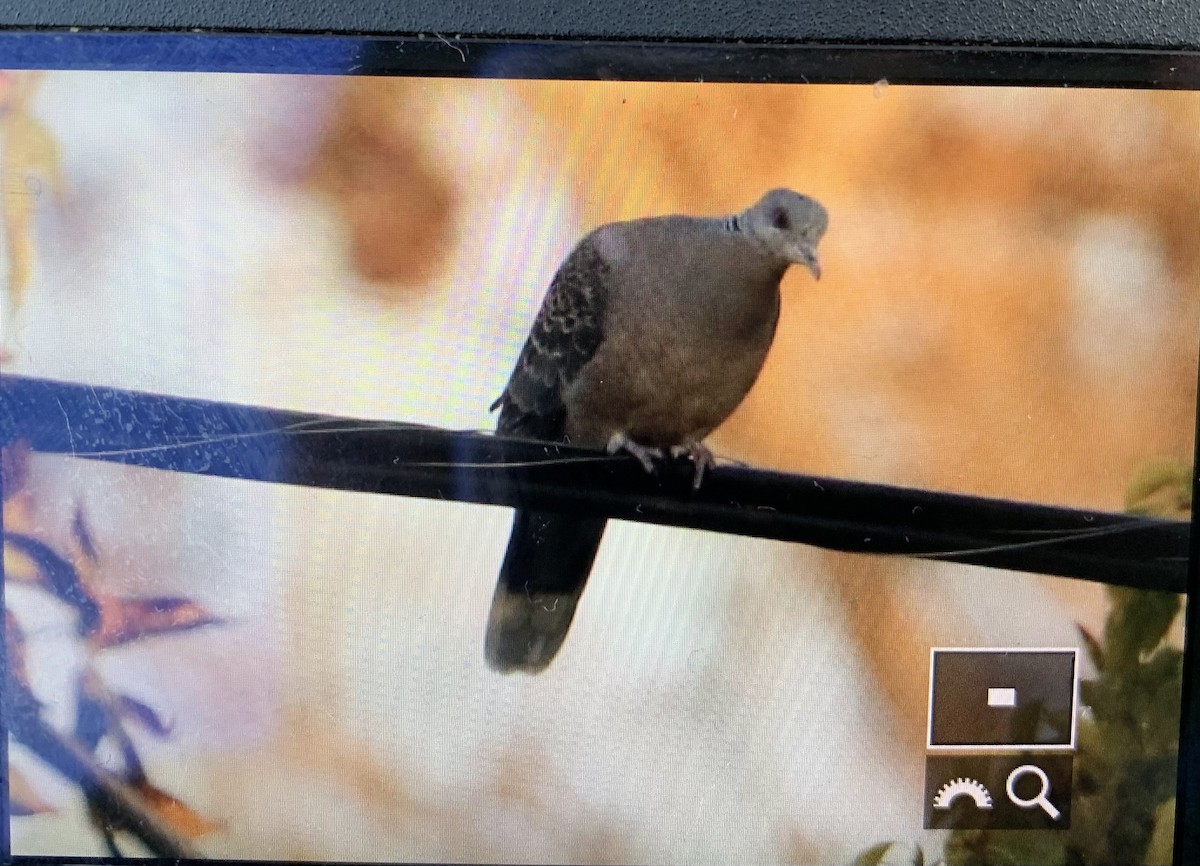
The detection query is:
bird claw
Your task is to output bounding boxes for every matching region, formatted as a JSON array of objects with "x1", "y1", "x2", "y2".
[
  {"x1": 606, "y1": 435, "x2": 715, "y2": 489},
  {"x1": 671, "y1": 442, "x2": 716, "y2": 490},
  {"x1": 606, "y1": 432, "x2": 664, "y2": 475}
]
